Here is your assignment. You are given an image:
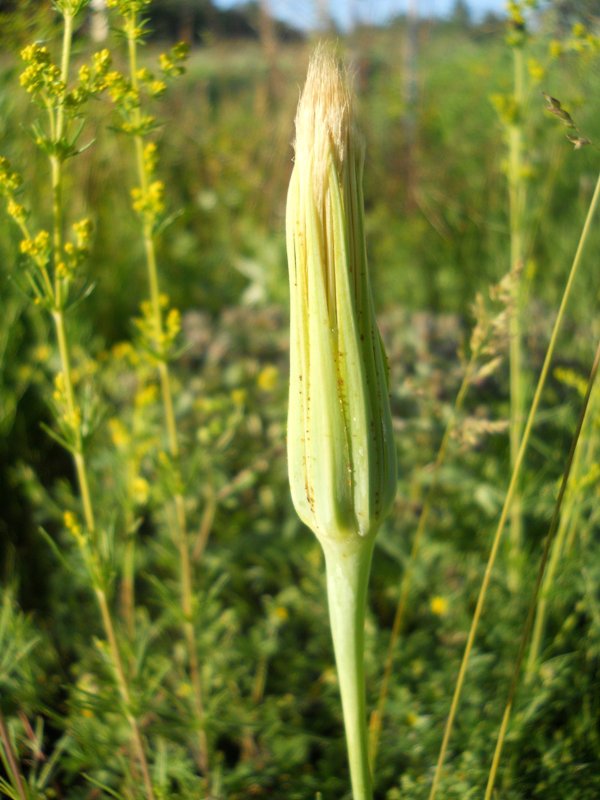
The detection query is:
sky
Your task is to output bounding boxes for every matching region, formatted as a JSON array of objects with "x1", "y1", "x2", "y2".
[{"x1": 213, "y1": 0, "x2": 508, "y2": 31}]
